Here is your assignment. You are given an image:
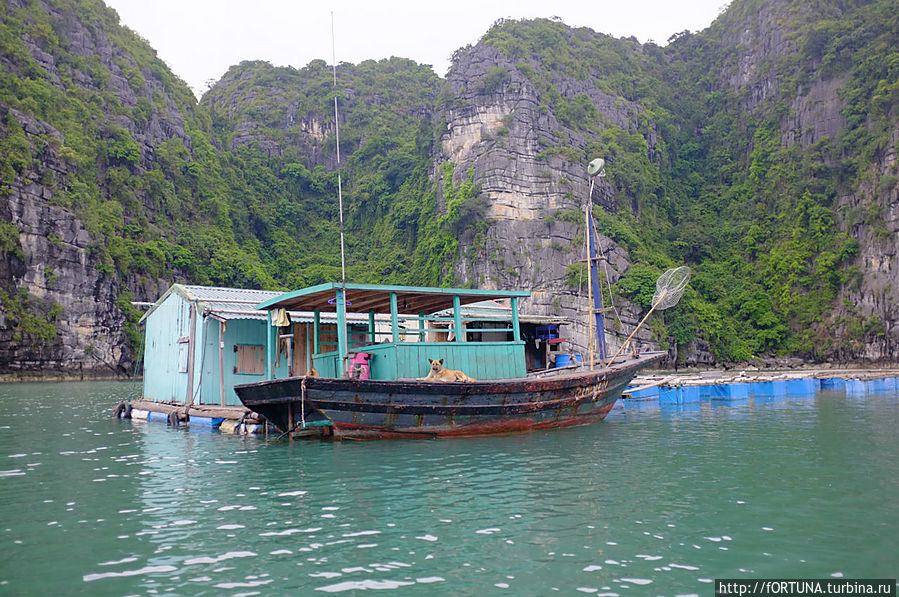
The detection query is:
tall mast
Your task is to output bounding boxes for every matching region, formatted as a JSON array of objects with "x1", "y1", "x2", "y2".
[
  {"x1": 585, "y1": 194, "x2": 595, "y2": 369},
  {"x1": 331, "y1": 12, "x2": 349, "y2": 375},
  {"x1": 586, "y1": 159, "x2": 608, "y2": 365}
]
